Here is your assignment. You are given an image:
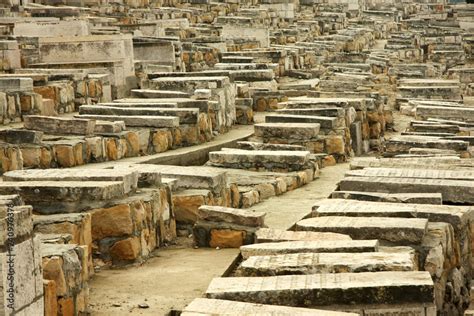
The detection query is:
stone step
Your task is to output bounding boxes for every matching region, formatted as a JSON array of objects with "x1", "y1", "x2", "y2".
[
  {"x1": 237, "y1": 141, "x2": 307, "y2": 151},
  {"x1": 240, "y1": 239, "x2": 379, "y2": 259},
  {"x1": 265, "y1": 114, "x2": 337, "y2": 130},
  {"x1": 254, "y1": 123, "x2": 320, "y2": 140},
  {"x1": 0, "y1": 129, "x2": 43, "y2": 144},
  {"x1": 346, "y1": 167, "x2": 474, "y2": 181},
  {"x1": 208, "y1": 149, "x2": 312, "y2": 172},
  {"x1": 198, "y1": 205, "x2": 265, "y2": 227},
  {"x1": 296, "y1": 216, "x2": 428, "y2": 244},
  {"x1": 3, "y1": 168, "x2": 140, "y2": 194},
  {"x1": 331, "y1": 191, "x2": 443, "y2": 204},
  {"x1": 410, "y1": 123, "x2": 460, "y2": 134},
  {"x1": 78, "y1": 105, "x2": 199, "y2": 124},
  {"x1": 205, "y1": 271, "x2": 434, "y2": 308},
  {"x1": 23, "y1": 115, "x2": 96, "y2": 136},
  {"x1": 182, "y1": 298, "x2": 357, "y2": 316},
  {"x1": 276, "y1": 107, "x2": 345, "y2": 118},
  {"x1": 236, "y1": 251, "x2": 417, "y2": 276},
  {"x1": 255, "y1": 228, "x2": 352, "y2": 243},
  {"x1": 0, "y1": 181, "x2": 125, "y2": 214},
  {"x1": 76, "y1": 114, "x2": 179, "y2": 128},
  {"x1": 338, "y1": 176, "x2": 474, "y2": 204},
  {"x1": 312, "y1": 199, "x2": 470, "y2": 233},
  {"x1": 113, "y1": 98, "x2": 210, "y2": 113}
]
